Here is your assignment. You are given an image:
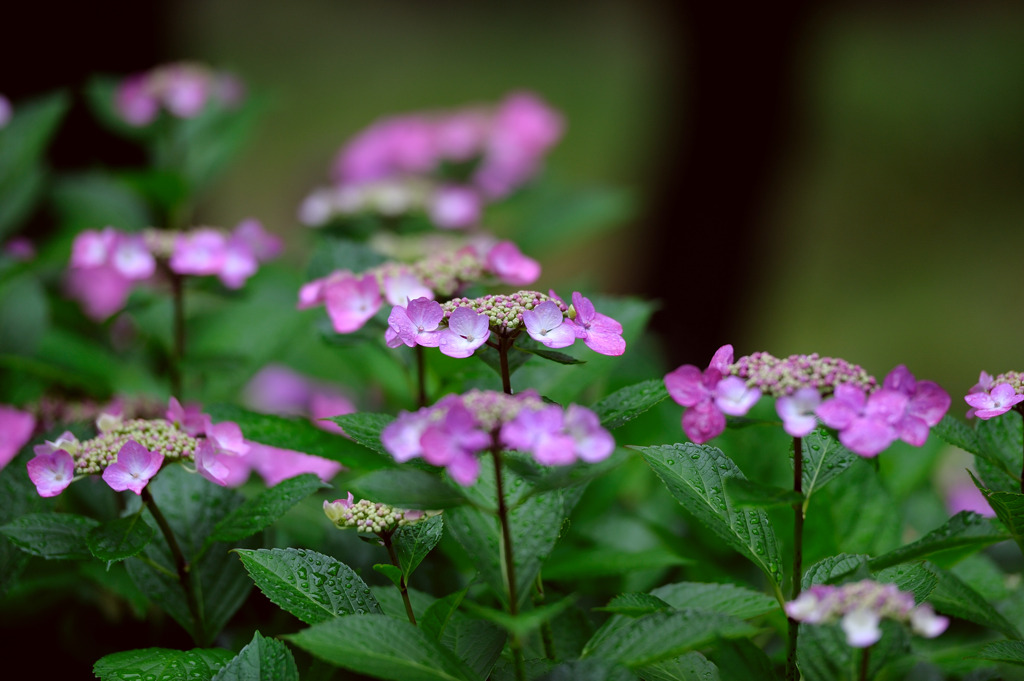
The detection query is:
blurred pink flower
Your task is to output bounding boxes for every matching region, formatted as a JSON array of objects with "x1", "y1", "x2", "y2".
[{"x1": 0, "y1": 406, "x2": 35, "y2": 470}]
